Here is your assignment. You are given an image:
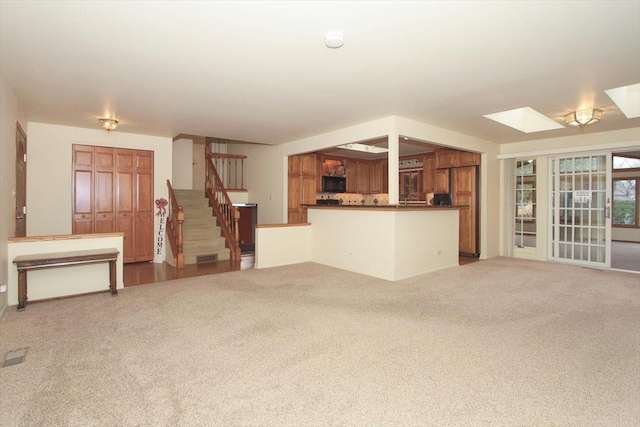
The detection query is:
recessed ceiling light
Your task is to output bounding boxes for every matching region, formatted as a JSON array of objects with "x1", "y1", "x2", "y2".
[
  {"x1": 337, "y1": 143, "x2": 387, "y2": 154},
  {"x1": 605, "y1": 83, "x2": 640, "y2": 119},
  {"x1": 484, "y1": 107, "x2": 564, "y2": 133},
  {"x1": 325, "y1": 32, "x2": 344, "y2": 49}
]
